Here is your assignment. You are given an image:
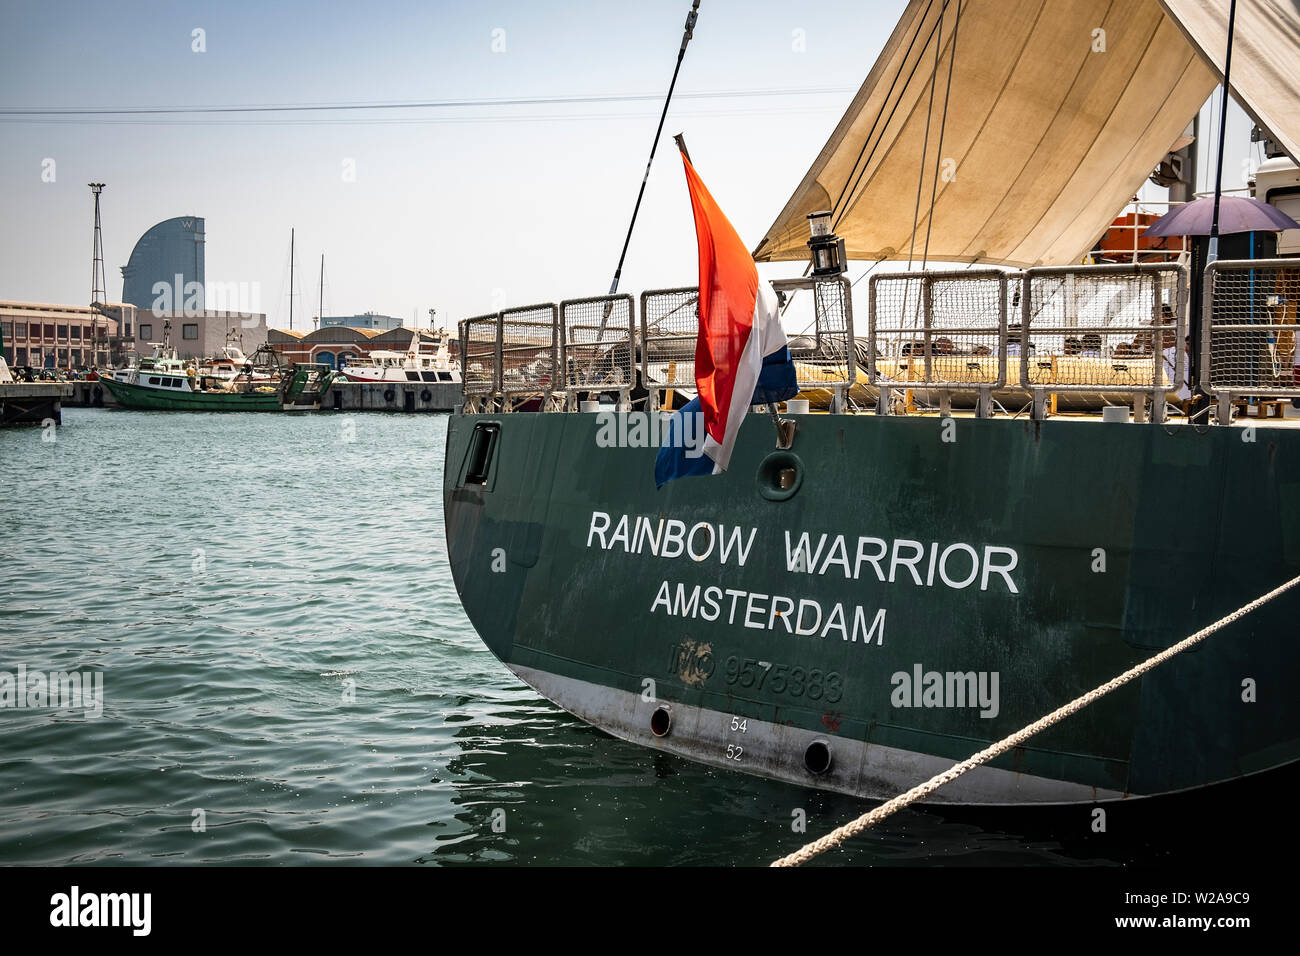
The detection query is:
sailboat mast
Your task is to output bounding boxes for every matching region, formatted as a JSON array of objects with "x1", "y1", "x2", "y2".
[
  {"x1": 318, "y1": 254, "x2": 324, "y2": 329},
  {"x1": 289, "y1": 228, "x2": 295, "y2": 330}
]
